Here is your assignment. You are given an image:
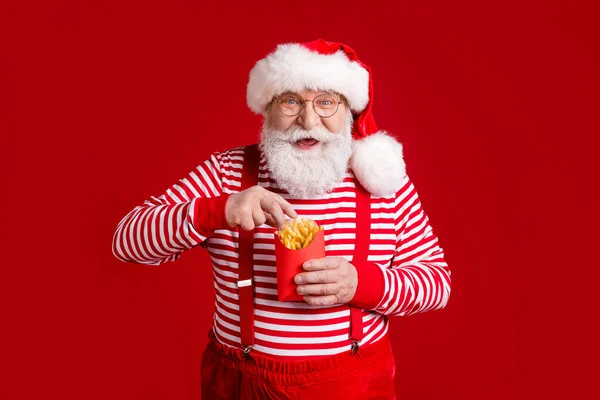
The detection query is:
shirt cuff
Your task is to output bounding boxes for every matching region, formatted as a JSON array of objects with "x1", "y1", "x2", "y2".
[
  {"x1": 350, "y1": 261, "x2": 385, "y2": 310},
  {"x1": 192, "y1": 195, "x2": 231, "y2": 238}
]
